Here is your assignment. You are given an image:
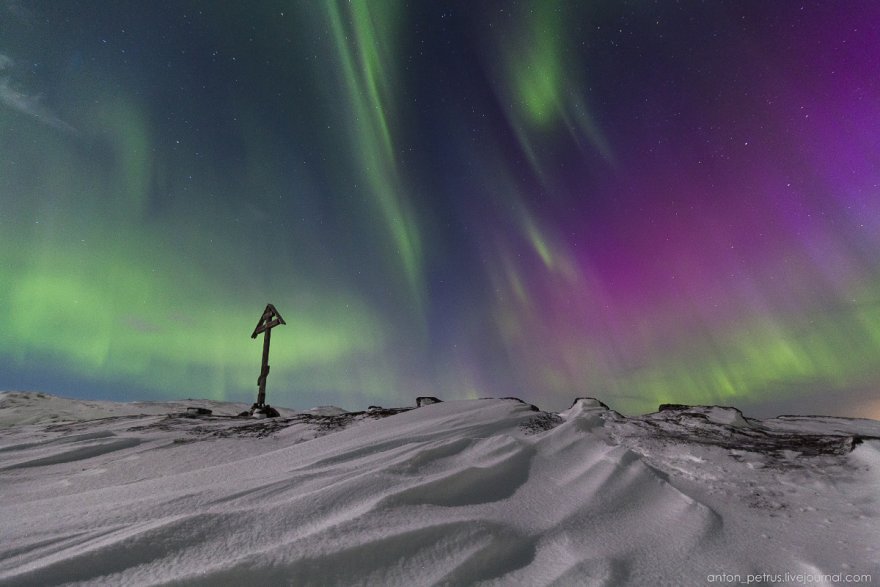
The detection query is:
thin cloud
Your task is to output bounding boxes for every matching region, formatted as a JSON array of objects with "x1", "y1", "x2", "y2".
[{"x1": 0, "y1": 52, "x2": 76, "y2": 133}]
